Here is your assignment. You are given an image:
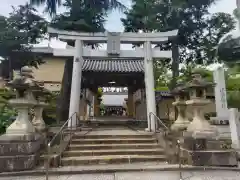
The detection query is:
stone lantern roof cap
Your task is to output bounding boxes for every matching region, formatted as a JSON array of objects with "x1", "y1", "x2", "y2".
[
  {"x1": 182, "y1": 73, "x2": 214, "y2": 90},
  {"x1": 7, "y1": 66, "x2": 41, "y2": 90},
  {"x1": 7, "y1": 78, "x2": 31, "y2": 90},
  {"x1": 171, "y1": 83, "x2": 186, "y2": 94}
]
